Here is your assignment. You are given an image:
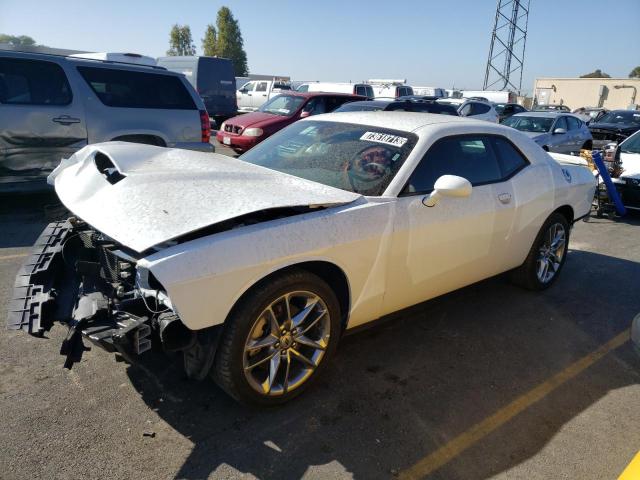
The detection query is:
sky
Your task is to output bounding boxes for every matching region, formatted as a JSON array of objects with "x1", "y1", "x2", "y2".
[{"x1": 2, "y1": 0, "x2": 639, "y2": 94}]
